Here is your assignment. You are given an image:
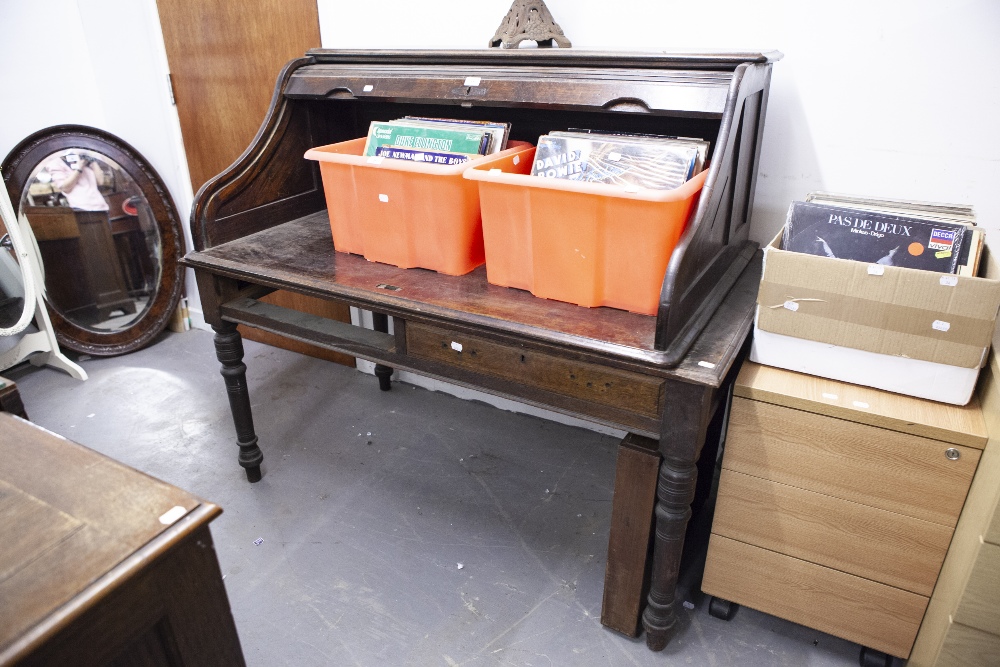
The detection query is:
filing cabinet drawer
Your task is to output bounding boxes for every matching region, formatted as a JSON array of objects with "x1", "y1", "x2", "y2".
[
  {"x1": 702, "y1": 535, "x2": 928, "y2": 659},
  {"x1": 712, "y1": 469, "x2": 952, "y2": 595},
  {"x1": 724, "y1": 397, "x2": 979, "y2": 526}
]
